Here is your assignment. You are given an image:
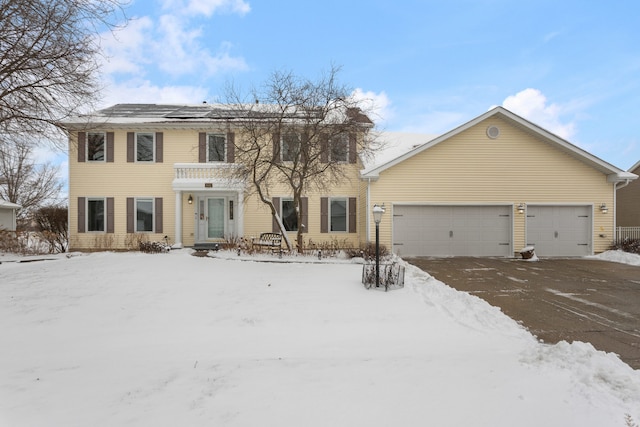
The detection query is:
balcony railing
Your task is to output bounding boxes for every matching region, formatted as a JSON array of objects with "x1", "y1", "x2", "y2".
[{"x1": 173, "y1": 163, "x2": 245, "y2": 190}]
